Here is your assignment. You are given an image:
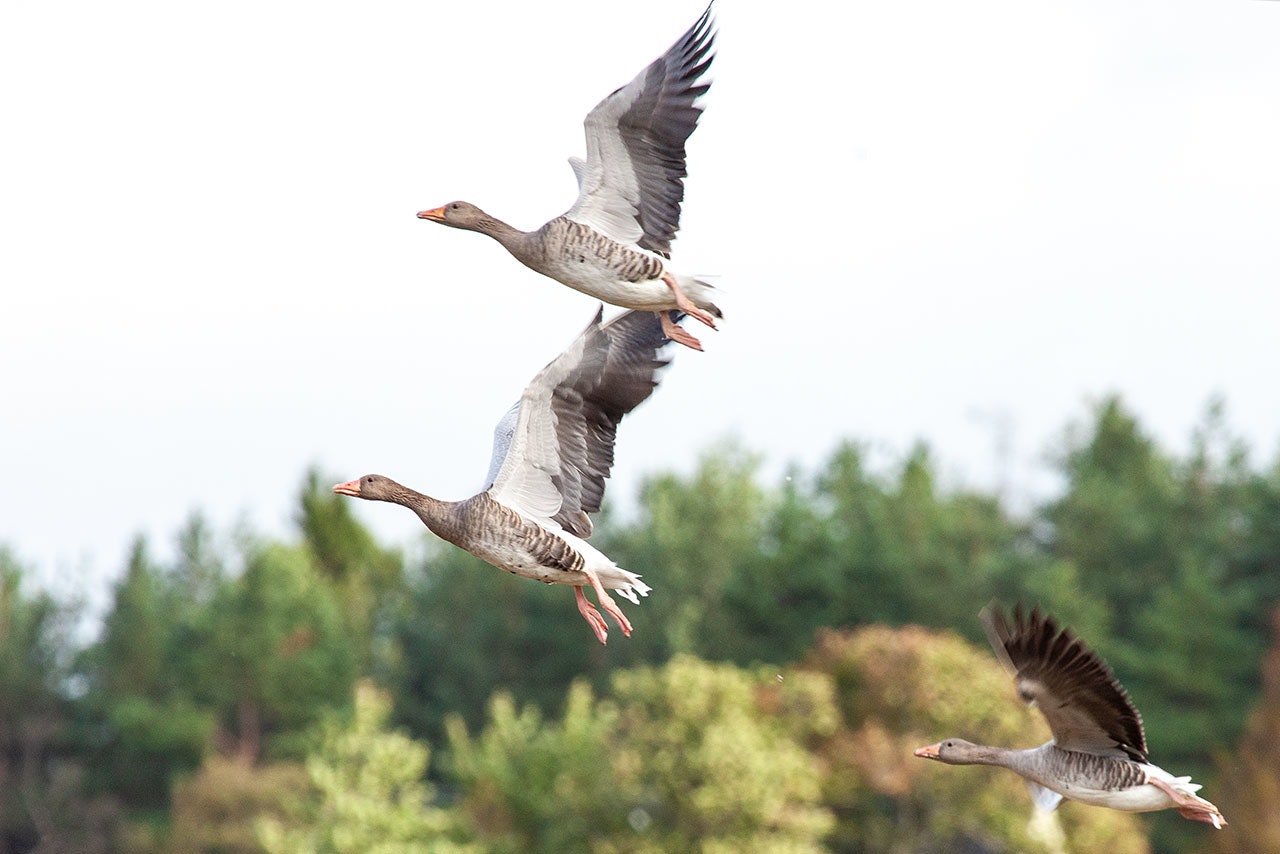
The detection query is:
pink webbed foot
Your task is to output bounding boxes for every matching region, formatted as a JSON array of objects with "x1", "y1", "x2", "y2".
[
  {"x1": 1147, "y1": 776, "x2": 1227, "y2": 828},
  {"x1": 575, "y1": 586, "x2": 609, "y2": 645},
  {"x1": 1176, "y1": 806, "x2": 1226, "y2": 828},
  {"x1": 580, "y1": 567, "x2": 633, "y2": 638},
  {"x1": 659, "y1": 311, "x2": 703, "y2": 351},
  {"x1": 661, "y1": 272, "x2": 718, "y2": 330}
]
